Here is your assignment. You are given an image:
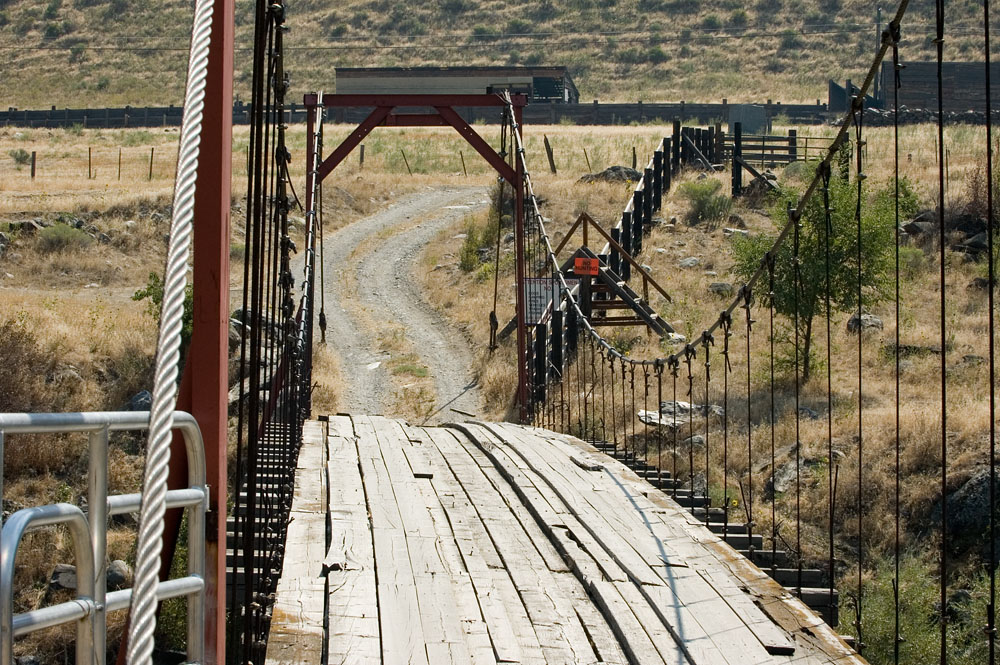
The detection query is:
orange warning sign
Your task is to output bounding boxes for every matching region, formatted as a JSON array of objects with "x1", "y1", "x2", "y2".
[{"x1": 574, "y1": 257, "x2": 600, "y2": 276}]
